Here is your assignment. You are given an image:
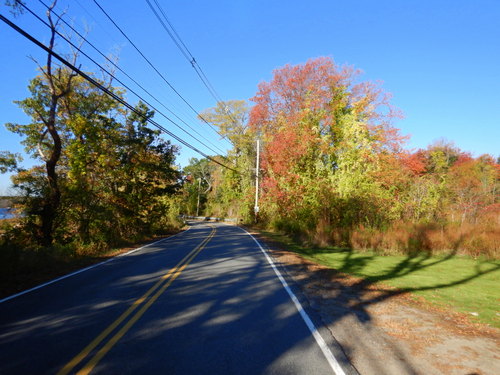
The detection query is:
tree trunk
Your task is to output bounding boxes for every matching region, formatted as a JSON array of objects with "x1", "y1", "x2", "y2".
[
  {"x1": 36, "y1": 1, "x2": 75, "y2": 246},
  {"x1": 39, "y1": 95, "x2": 62, "y2": 246}
]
